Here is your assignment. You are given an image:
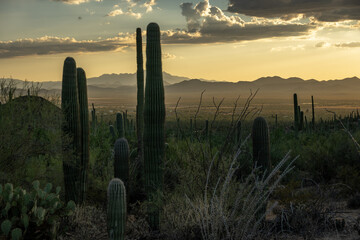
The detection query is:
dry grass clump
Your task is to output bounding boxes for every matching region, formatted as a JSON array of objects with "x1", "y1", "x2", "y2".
[
  {"x1": 58, "y1": 204, "x2": 152, "y2": 240},
  {"x1": 184, "y1": 143, "x2": 297, "y2": 240}
]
